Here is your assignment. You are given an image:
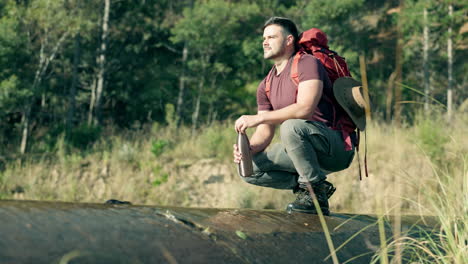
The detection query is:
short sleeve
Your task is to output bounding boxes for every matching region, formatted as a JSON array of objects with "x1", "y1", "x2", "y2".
[
  {"x1": 257, "y1": 78, "x2": 273, "y2": 111},
  {"x1": 297, "y1": 55, "x2": 321, "y2": 82}
]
